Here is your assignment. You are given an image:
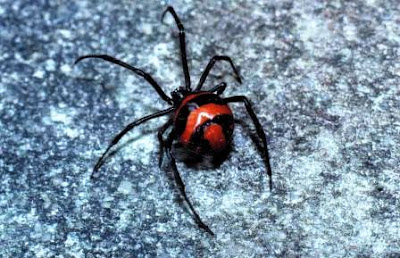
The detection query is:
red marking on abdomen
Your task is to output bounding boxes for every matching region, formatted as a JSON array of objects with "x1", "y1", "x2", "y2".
[
  {"x1": 180, "y1": 103, "x2": 232, "y2": 145},
  {"x1": 203, "y1": 124, "x2": 226, "y2": 151},
  {"x1": 174, "y1": 92, "x2": 209, "y2": 121}
]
